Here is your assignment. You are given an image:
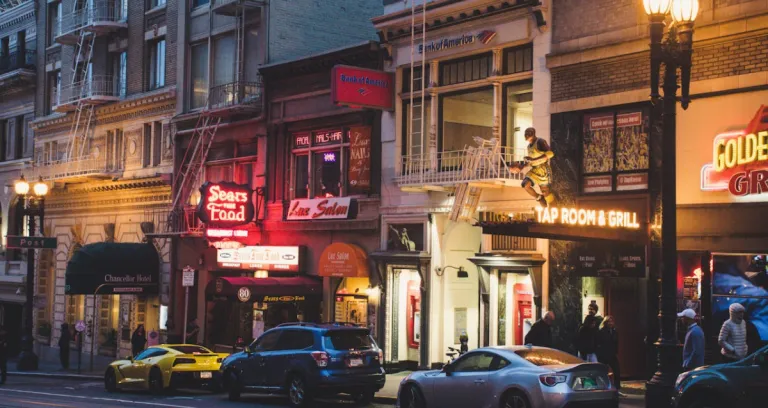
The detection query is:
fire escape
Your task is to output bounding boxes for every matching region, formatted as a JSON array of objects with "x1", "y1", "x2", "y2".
[
  {"x1": 37, "y1": 0, "x2": 125, "y2": 181},
  {"x1": 146, "y1": 0, "x2": 264, "y2": 238}
]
